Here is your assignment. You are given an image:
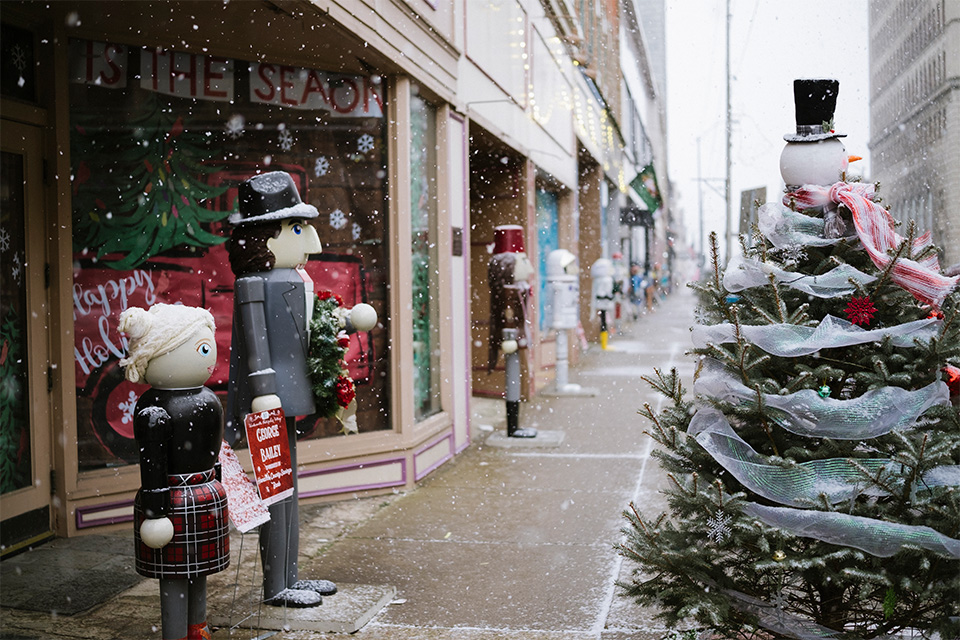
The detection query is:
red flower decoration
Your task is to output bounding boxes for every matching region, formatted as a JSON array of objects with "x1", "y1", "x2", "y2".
[
  {"x1": 944, "y1": 365, "x2": 960, "y2": 399},
  {"x1": 338, "y1": 336, "x2": 351, "y2": 349},
  {"x1": 334, "y1": 375, "x2": 356, "y2": 408},
  {"x1": 318, "y1": 290, "x2": 345, "y2": 306},
  {"x1": 845, "y1": 296, "x2": 876, "y2": 326}
]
